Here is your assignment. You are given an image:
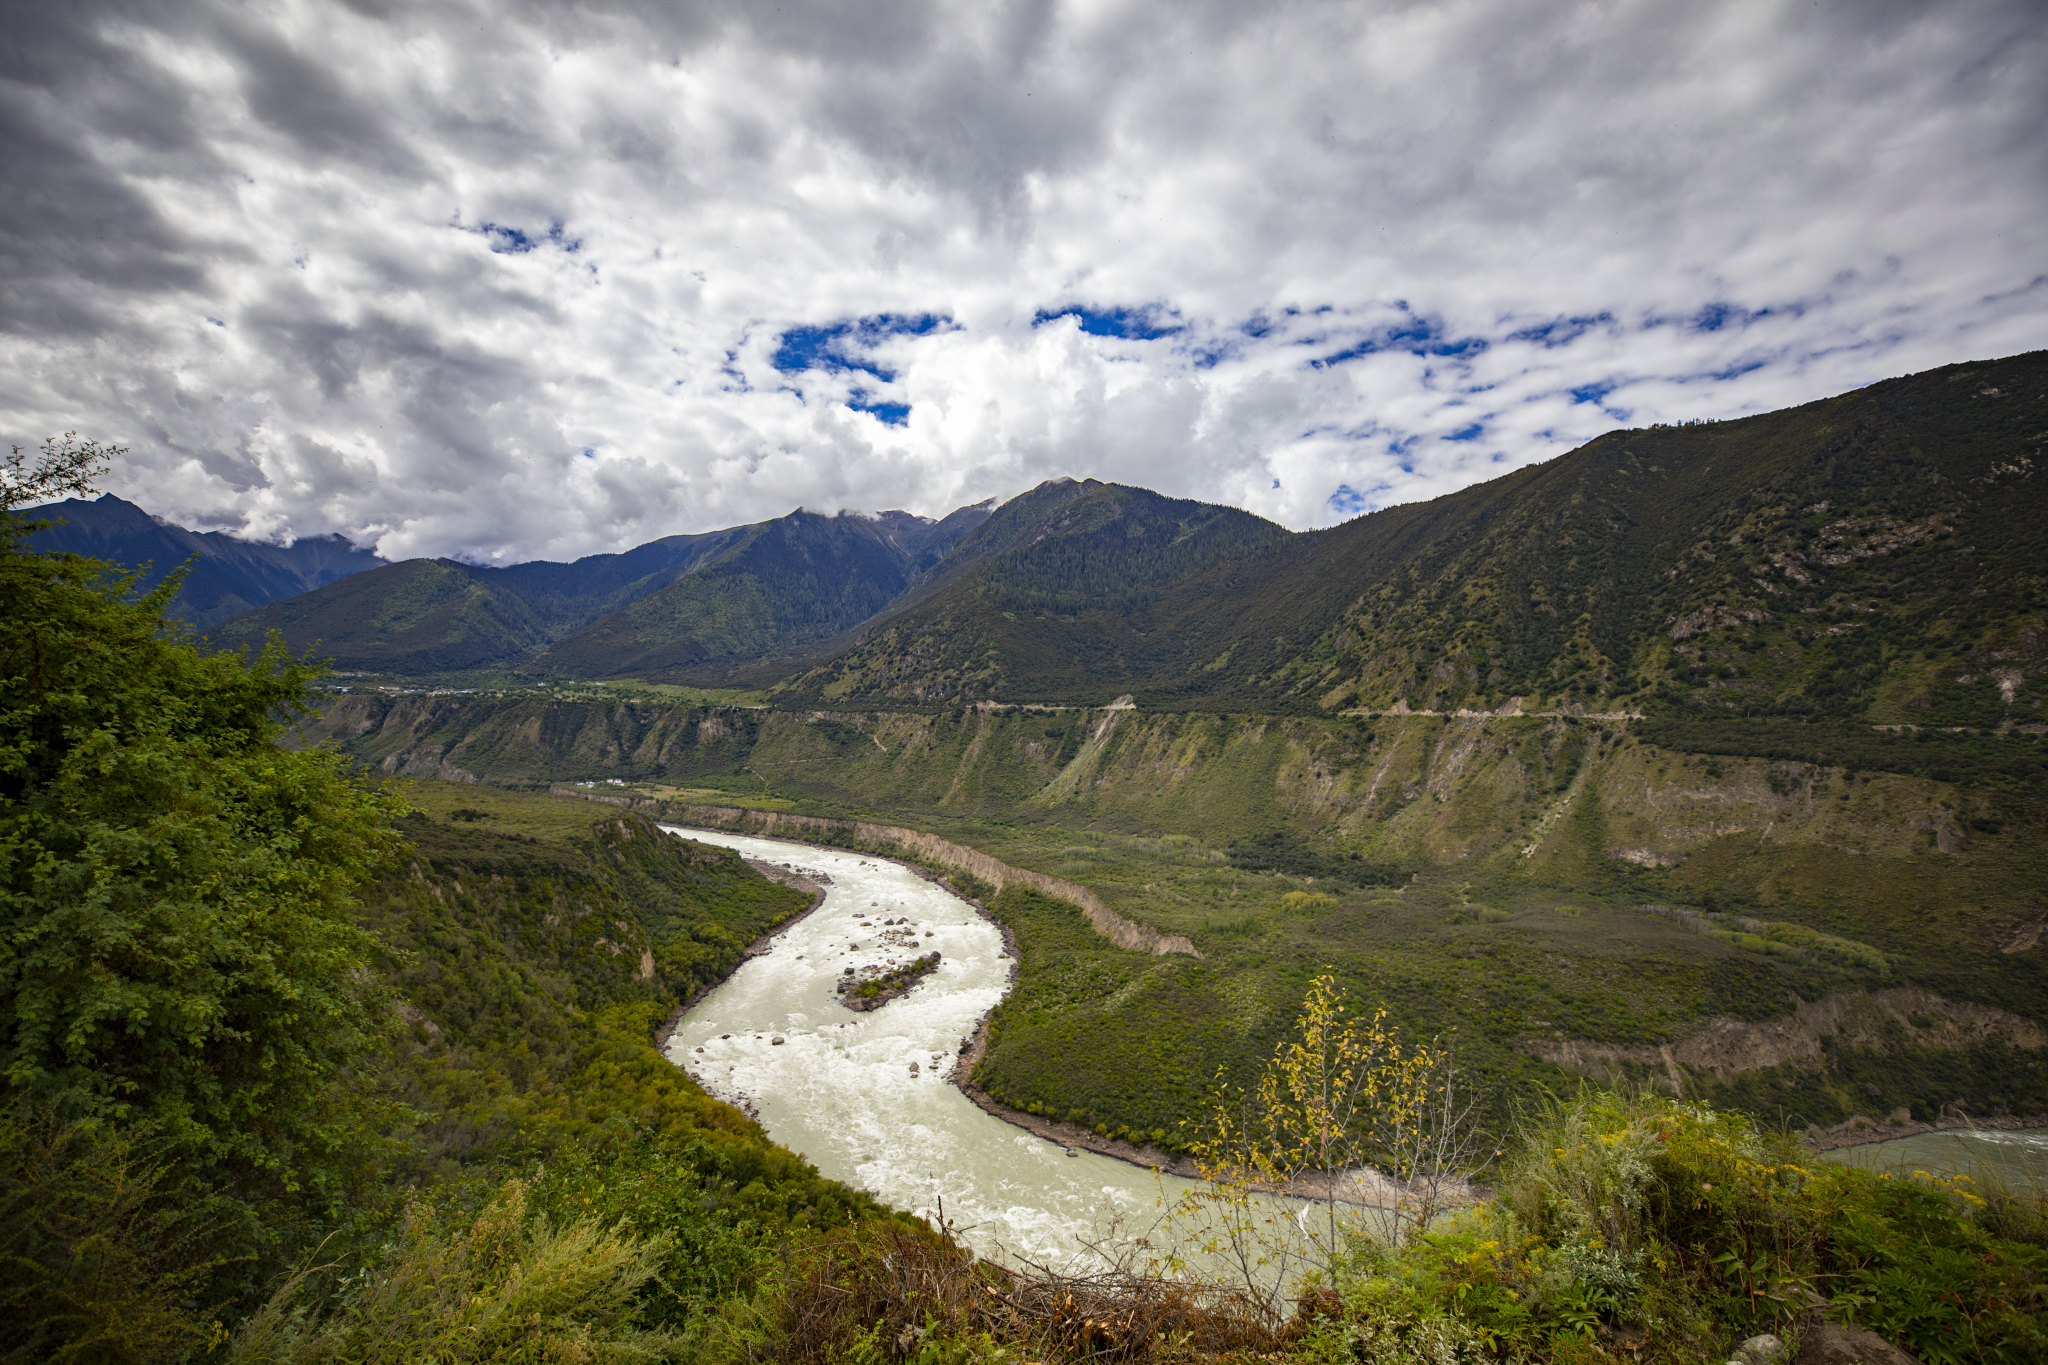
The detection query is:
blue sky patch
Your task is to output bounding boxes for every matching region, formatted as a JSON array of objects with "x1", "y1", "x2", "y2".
[
  {"x1": 1569, "y1": 376, "x2": 1634, "y2": 421},
  {"x1": 1327, "y1": 484, "x2": 1378, "y2": 517},
  {"x1": 1710, "y1": 355, "x2": 1768, "y2": 381},
  {"x1": 1442, "y1": 422, "x2": 1484, "y2": 442},
  {"x1": 476, "y1": 220, "x2": 580, "y2": 255},
  {"x1": 1032, "y1": 304, "x2": 1181, "y2": 340},
  {"x1": 773, "y1": 313, "x2": 947, "y2": 382},
  {"x1": 1309, "y1": 309, "x2": 1488, "y2": 368},
  {"x1": 850, "y1": 398, "x2": 911, "y2": 426},
  {"x1": 1507, "y1": 312, "x2": 1612, "y2": 348}
]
